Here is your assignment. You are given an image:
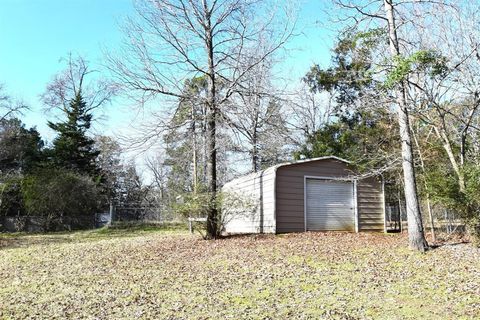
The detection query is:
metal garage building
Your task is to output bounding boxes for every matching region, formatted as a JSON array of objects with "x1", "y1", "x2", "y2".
[{"x1": 222, "y1": 156, "x2": 385, "y2": 234}]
